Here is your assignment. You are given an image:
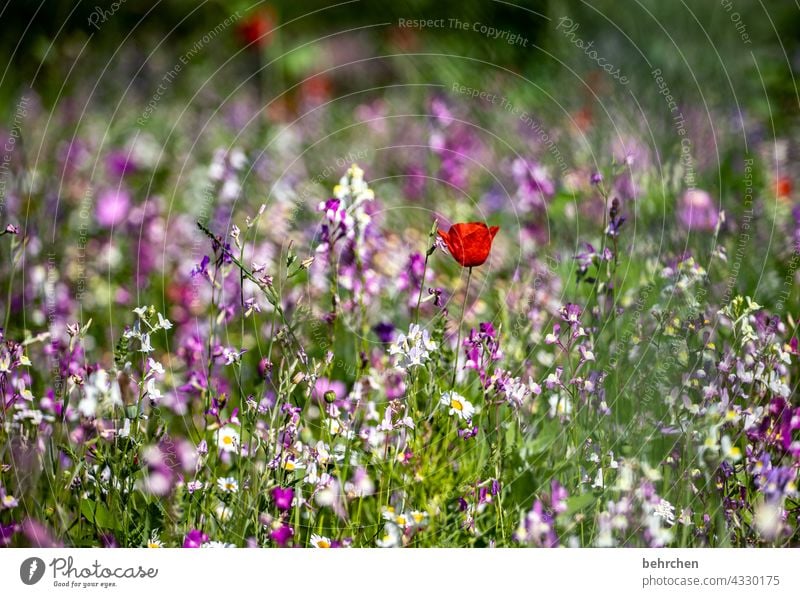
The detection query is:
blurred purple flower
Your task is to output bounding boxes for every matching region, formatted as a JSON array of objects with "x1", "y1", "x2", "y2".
[
  {"x1": 678, "y1": 189, "x2": 718, "y2": 231},
  {"x1": 106, "y1": 149, "x2": 137, "y2": 178},
  {"x1": 21, "y1": 518, "x2": 62, "y2": 547},
  {"x1": 96, "y1": 188, "x2": 131, "y2": 228},
  {"x1": 373, "y1": 321, "x2": 395, "y2": 343},
  {"x1": 313, "y1": 377, "x2": 346, "y2": 403},
  {"x1": 512, "y1": 158, "x2": 555, "y2": 209},
  {"x1": 183, "y1": 529, "x2": 209, "y2": 548},
  {"x1": 270, "y1": 524, "x2": 293, "y2": 547},
  {"x1": 271, "y1": 487, "x2": 294, "y2": 511}
]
